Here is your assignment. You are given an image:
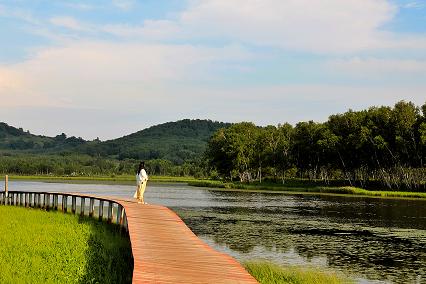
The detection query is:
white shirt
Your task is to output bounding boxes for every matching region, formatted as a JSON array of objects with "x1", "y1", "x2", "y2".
[{"x1": 136, "y1": 169, "x2": 148, "y2": 185}]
